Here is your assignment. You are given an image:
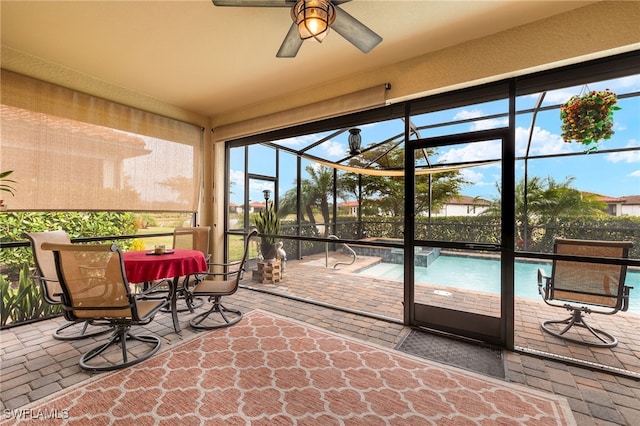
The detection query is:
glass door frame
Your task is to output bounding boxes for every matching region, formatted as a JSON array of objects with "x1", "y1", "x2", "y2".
[{"x1": 404, "y1": 127, "x2": 516, "y2": 348}]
